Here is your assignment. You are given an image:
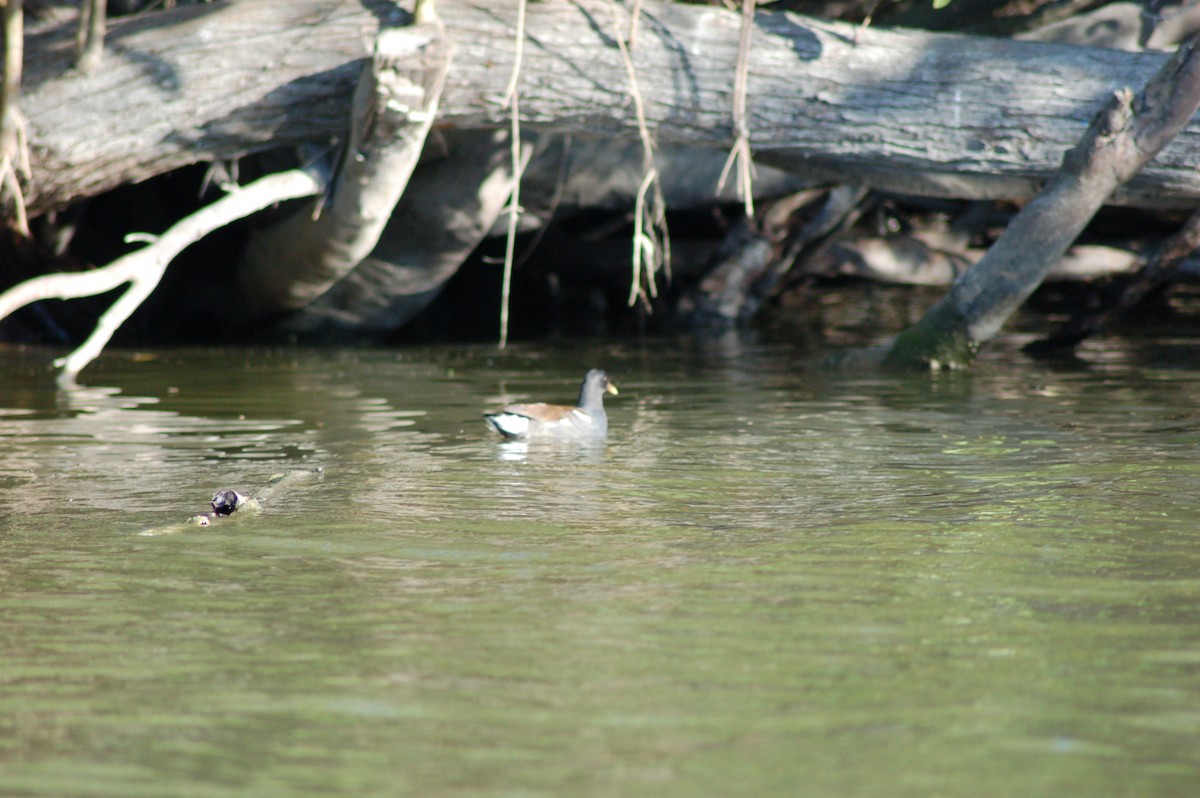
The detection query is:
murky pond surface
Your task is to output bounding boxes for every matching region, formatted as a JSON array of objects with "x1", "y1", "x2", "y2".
[{"x1": 2, "y1": 334, "x2": 1199, "y2": 796}]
